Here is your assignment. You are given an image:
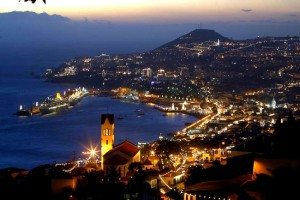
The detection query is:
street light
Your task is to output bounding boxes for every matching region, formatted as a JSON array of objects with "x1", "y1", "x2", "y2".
[
  {"x1": 90, "y1": 148, "x2": 97, "y2": 157},
  {"x1": 83, "y1": 145, "x2": 99, "y2": 161}
]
